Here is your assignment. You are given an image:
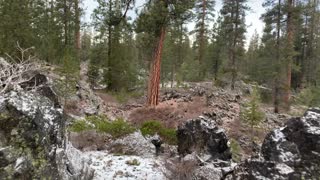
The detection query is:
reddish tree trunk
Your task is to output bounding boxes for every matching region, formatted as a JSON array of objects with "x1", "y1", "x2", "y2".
[
  {"x1": 147, "y1": 26, "x2": 166, "y2": 106},
  {"x1": 284, "y1": 0, "x2": 294, "y2": 111},
  {"x1": 274, "y1": 0, "x2": 281, "y2": 113}
]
